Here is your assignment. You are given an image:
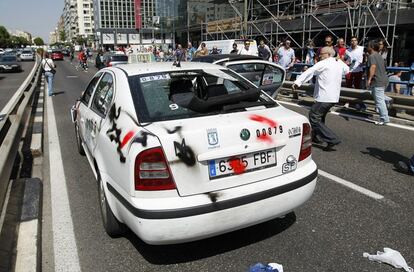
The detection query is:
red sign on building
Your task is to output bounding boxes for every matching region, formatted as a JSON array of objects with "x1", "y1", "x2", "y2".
[{"x1": 134, "y1": 0, "x2": 142, "y2": 29}]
